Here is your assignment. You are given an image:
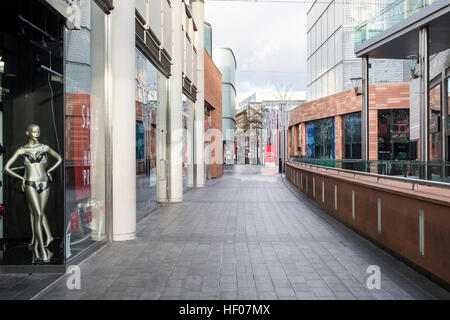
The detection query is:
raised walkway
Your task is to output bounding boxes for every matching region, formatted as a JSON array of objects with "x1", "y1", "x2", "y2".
[{"x1": 36, "y1": 165, "x2": 450, "y2": 300}]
